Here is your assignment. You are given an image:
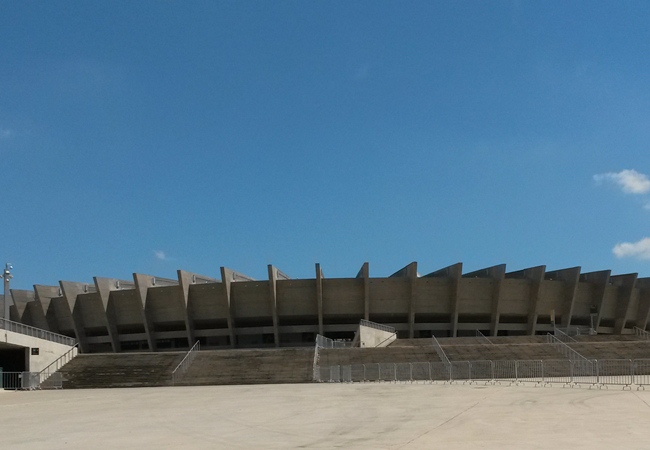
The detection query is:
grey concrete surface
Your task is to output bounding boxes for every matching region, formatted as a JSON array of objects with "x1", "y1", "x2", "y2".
[{"x1": 2, "y1": 383, "x2": 650, "y2": 449}]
